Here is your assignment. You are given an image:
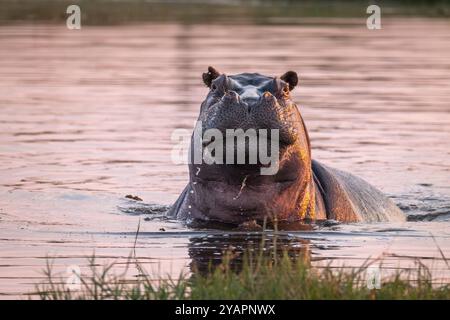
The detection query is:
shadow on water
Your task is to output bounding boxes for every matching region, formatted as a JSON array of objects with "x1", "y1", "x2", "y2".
[{"x1": 187, "y1": 233, "x2": 312, "y2": 275}]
